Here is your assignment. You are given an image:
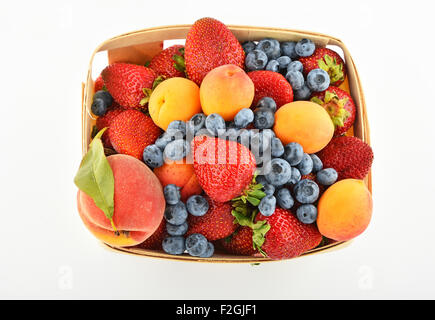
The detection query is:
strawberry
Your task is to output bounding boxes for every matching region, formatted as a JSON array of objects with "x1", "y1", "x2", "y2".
[
  {"x1": 317, "y1": 136, "x2": 373, "y2": 180},
  {"x1": 148, "y1": 45, "x2": 186, "y2": 79},
  {"x1": 299, "y1": 47, "x2": 346, "y2": 87},
  {"x1": 136, "y1": 218, "x2": 167, "y2": 250},
  {"x1": 192, "y1": 136, "x2": 257, "y2": 203},
  {"x1": 94, "y1": 74, "x2": 104, "y2": 92},
  {"x1": 220, "y1": 227, "x2": 257, "y2": 256},
  {"x1": 255, "y1": 208, "x2": 322, "y2": 260},
  {"x1": 247, "y1": 71, "x2": 293, "y2": 108},
  {"x1": 185, "y1": 17, "x2": 245, "y2": 85},
  {"x1": 95, "y1": 104, "x2": 124, "y2": 148},
  {"x1": 109, "y1": 109, "x2": 161, "y2": 160},
  {"x1": 311, "y1": 86, "x2": 356, "y2": 136},
  {"x1": 101, "y1": 63, "x2": 157, "y2": 109},
  {"x1": 186, "y1": 197, "x2": 237, "y2": 241}
]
